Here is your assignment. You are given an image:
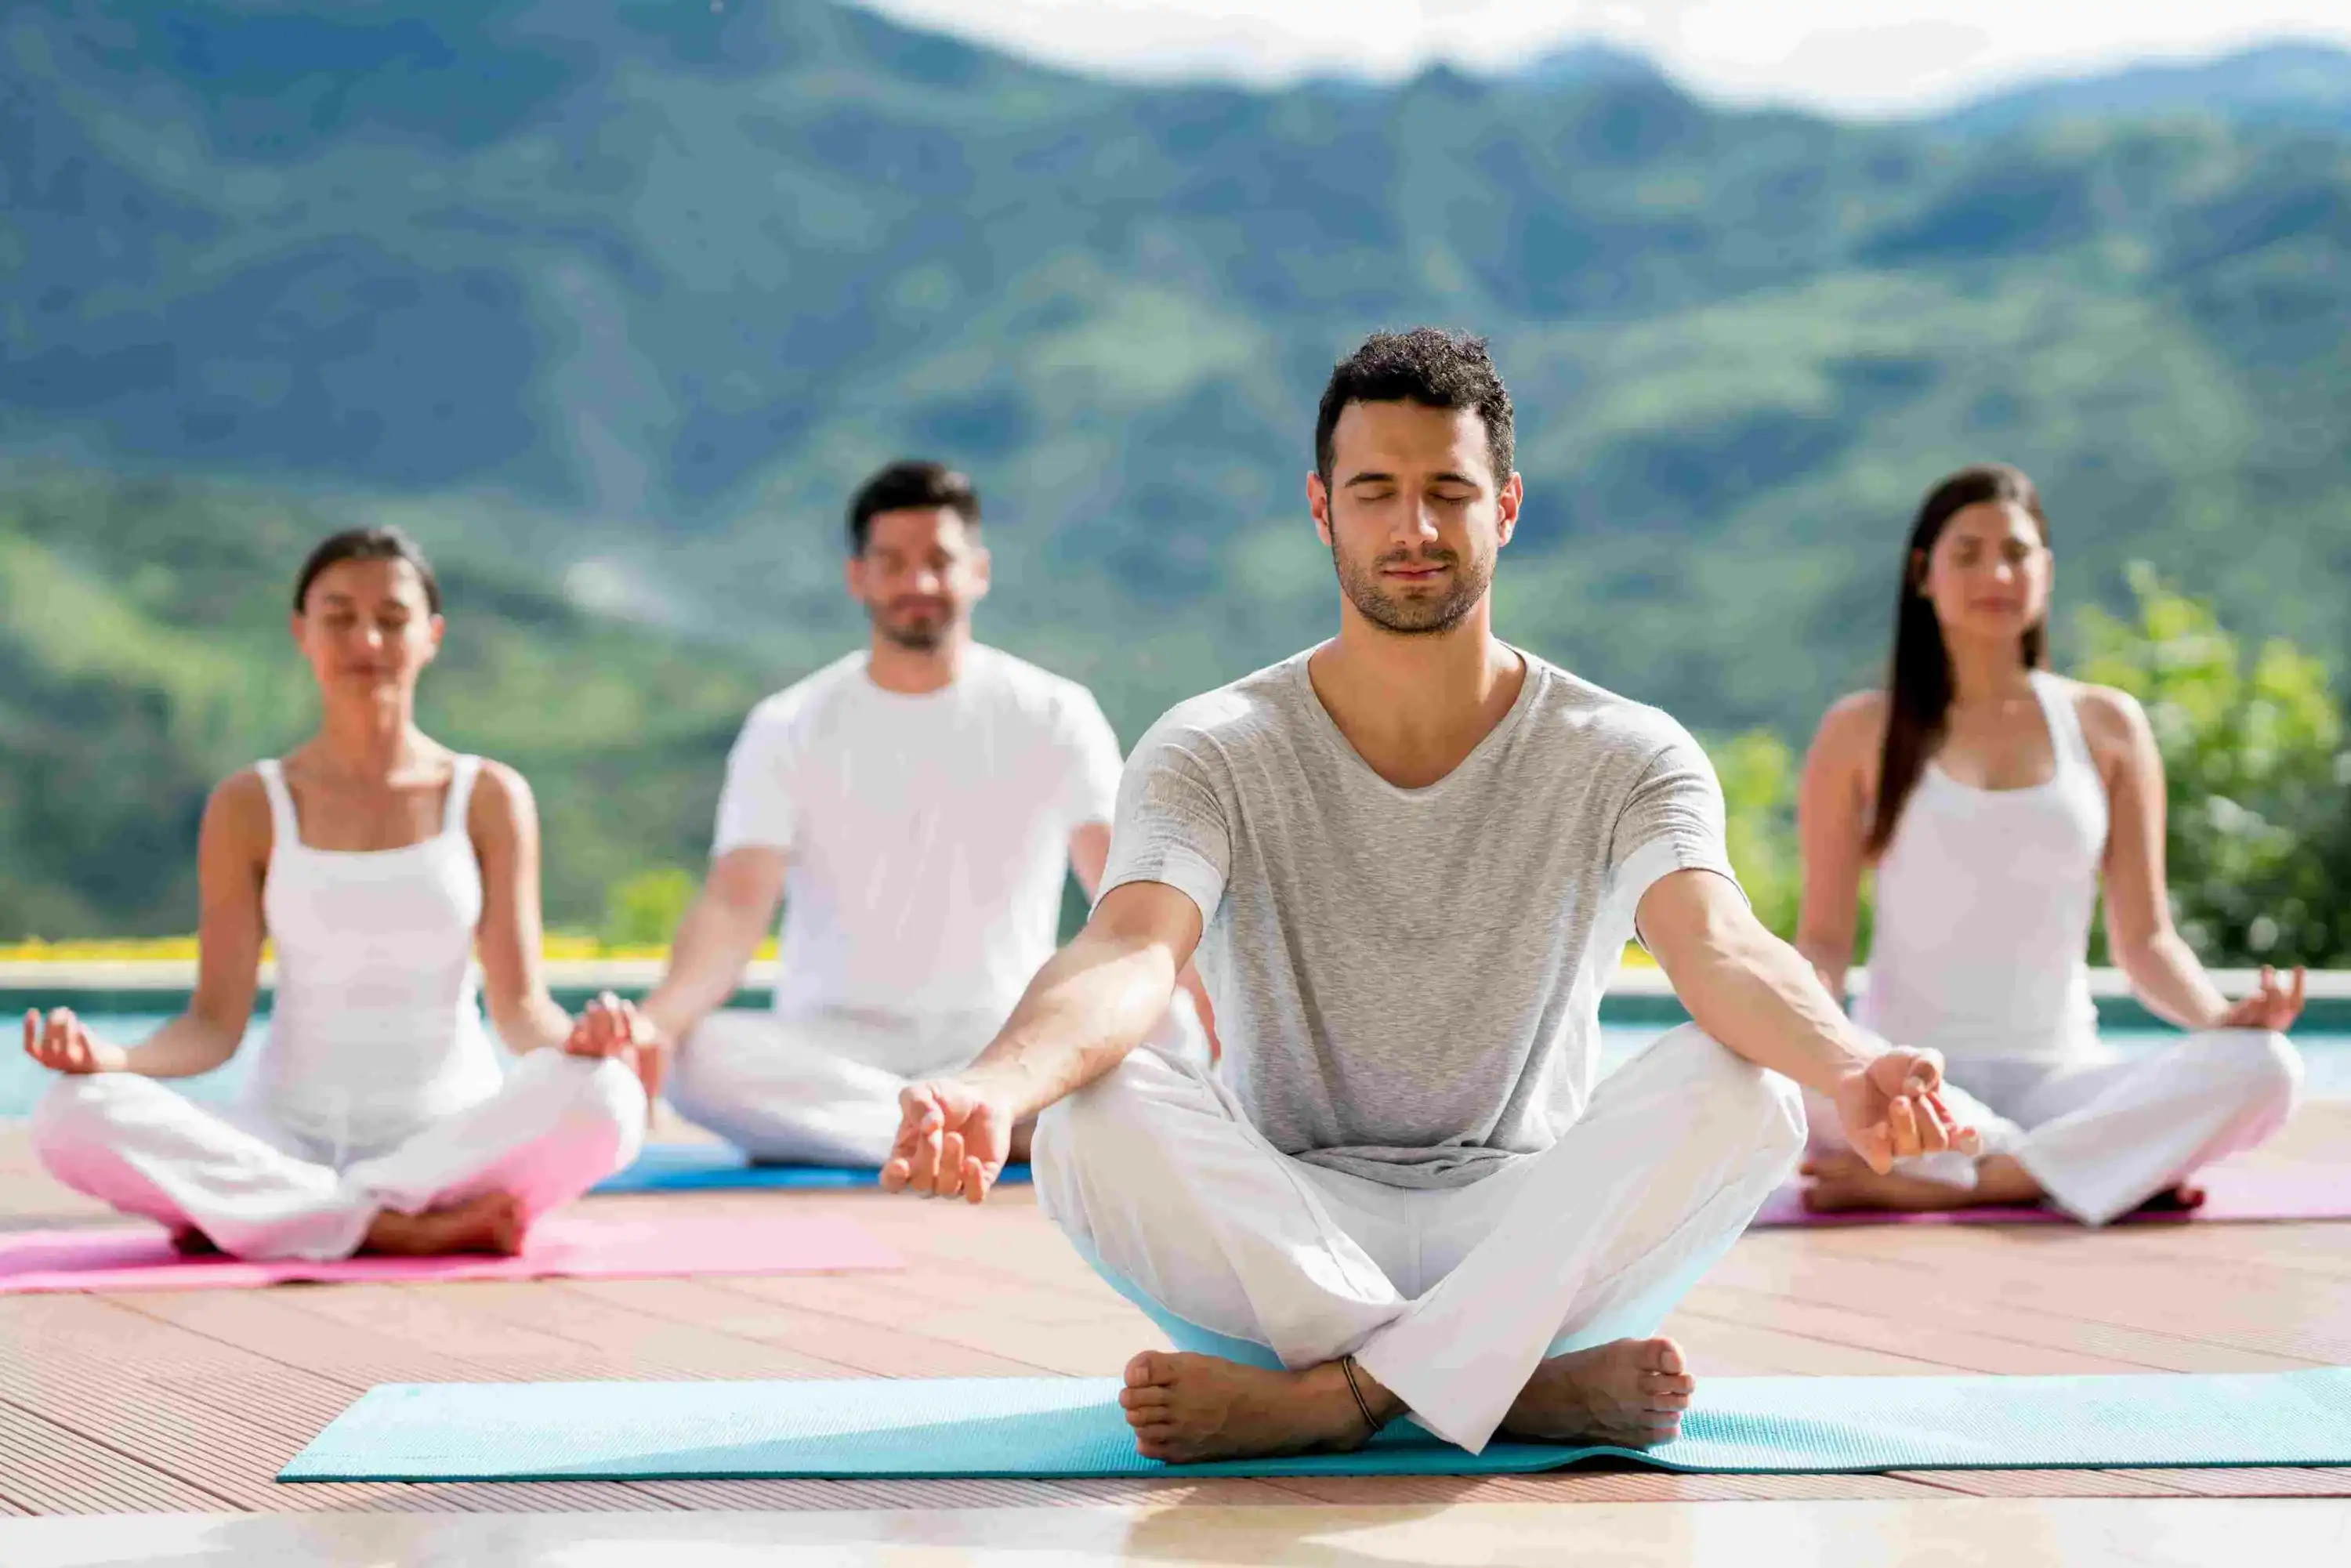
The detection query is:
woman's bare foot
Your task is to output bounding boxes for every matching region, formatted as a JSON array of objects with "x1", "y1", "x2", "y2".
[
  {"x1": 170, "y1": 1227, "x2": 222, "y2": 1257},
  {"x1": 1502, "y1": 1337, "x2": 1694, "y2": 1447},
  {"x1": 1800, "y1": 1149, "x2": 2043, "y2": 1212},
  {"x1": 1116, "y1": 1350, "x2": 1393, "y2": 1463},
  {"x1": 360, "y1": 1192, "x2": 527, "y2": 1257}
]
